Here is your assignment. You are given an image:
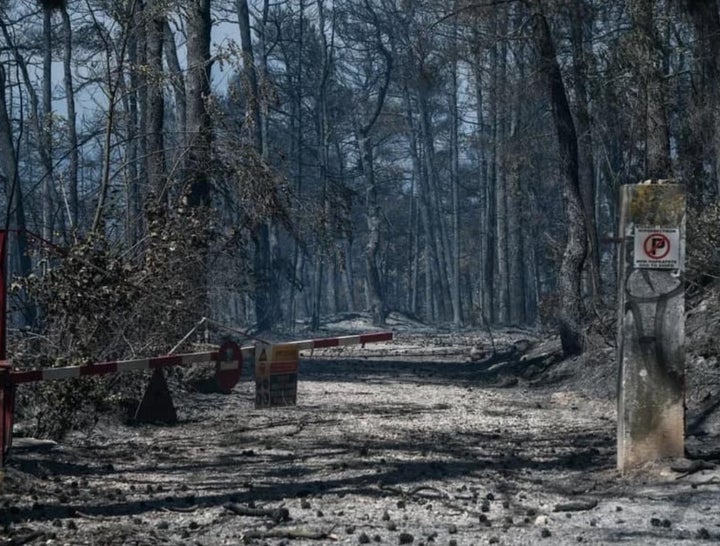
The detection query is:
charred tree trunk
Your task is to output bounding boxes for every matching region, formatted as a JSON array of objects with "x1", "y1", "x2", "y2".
[
  {"x1": 630, "y1": 0, "x2": 672, "y2": 179},
  {"x1": 238, "y1": 0, "x2": 280, "y2": 331},
  {"x1": 359, "y1": 134, "x2": 386, "y2": 325},
  {"x1": 570, "y1": 0, "x2": 601, "y2": 302},
  {"x1": 42, "y1": 7, "x2": 53, "y2": 242},
  {"x1": 184, "y1": 0, "x2": 212, "y2": 318},
  {"x1": 146, "y1": 8, "x2": 166, "y2": 200},
  {"x1": 164, "y1": 21, "x2": 186, "y2": 153},
  {"x1": 185, "y1": 0, "x2": 212, "y2": 207},
  {"x1": 533, "y1": 11, "x2": 588, "y2": 356},
  {"x1": 0, "y1": 63, "x2": 34, "y2": 323},
  {"x1": 684, "y1": 0, "x2": 720, "y2": 201},
  {"x1": 60, "y1": 6, "x2": 79, "y2": 231},
  {"x1": 449, "y1": 29, "x2": 462, "y2": 327}
]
